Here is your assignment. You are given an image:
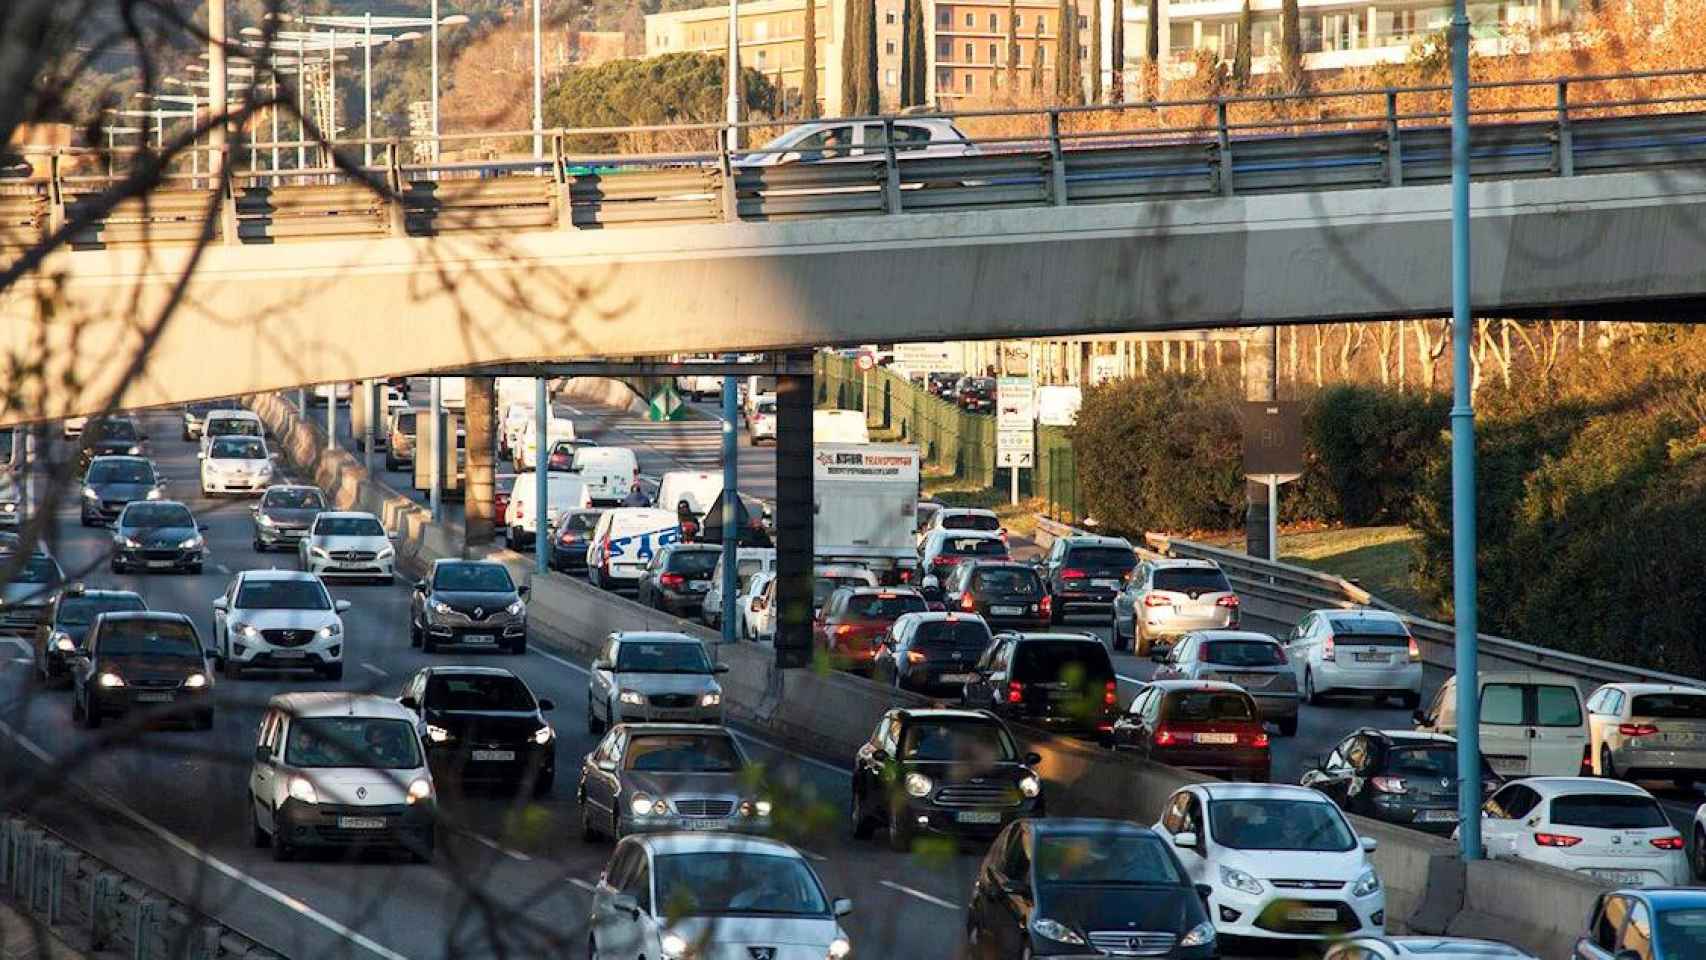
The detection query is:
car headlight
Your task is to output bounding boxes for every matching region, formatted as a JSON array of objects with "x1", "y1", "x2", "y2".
[
  {"x1": 630, "y1": 794, "x2": 667, "y2": 817},
  {"x1": 660, "y1": 932, "x2": 689, "y2": 960},
  {"x1": 317, "y1": 623, "x2": 342, "y2": 638},
  {"x1": 431, "y1": 600, "x2": 452, "y2": 615},
  {"x1": 1179, "y1": 920, "x2": 1217, "y2": 947},
  {"x1": 1030, "y1": 918, "x2": 1085, "y2": 945},
  {"x1": 904, "y1": 773, "x2": 932, "y2": 798},
  {"x1": 827, "y1": 936, "x2": 852, "y2": 959},
  {"x1": 118, "y1": 536, "x2": 139, "y2": 549},
  {"x1": 376, "y1": 545, "x2": 394, "y2": 560},
  {"x1": 51, "y1": 632, "x2": 75, "y2": 652},
  {"x1": 699, "y1": 692, "x2": 722, "y2": 707},
  {"x1": 532, "y1": 724, "x2": 554, "y2": 745},
  {"x1": 1018, "y1": 774, "x2": 1041, "y2": 798},
  {"x1": 405, "y1": 778, "x2": 433, "y2": 805},
  {"x1": 1351, "y1": 867, "x2": 1381, "y2": 898},
  {"x1": 1219, "y1": 865, "x2": 1265, "y2": 896},
  {"x1": 183, "y1": 673, "x2": 208, "y2": 689},
  {"x1": 145, "y1": 487, "x2": 163, "y2": 500},
  {"x1": 425, "y1": 724, "x2": 451, "y2": 743},
  {"x1": 179, "y1": 536, "x2": 202, "y2": 550},
  {"x1": 618, "y1": 690, "x2": 645, "y2": 706},
  {"x1": 81, "y1": 486, "x2": 99, "y2": 500},
  {"x1": 505, "y1": 599, "x2": 525, "y2": 616},
  {"x1": 96, "y1": 672, "x2": 124, "y2": 688},
  {"x1": 257, "y1": 461, "x2": 273, "y2": 474},
  {"x1": 126, "y1": 445, "x2": 141, "y2": 455},
  {"x1": 235, "y1": 624, "x2": 259, "y2": 639},
  {"x1": 310, "y1": 547, "x2": 330, "y2": 559},
  {"x1": 288, "y1": 775, "x2": 318, "y2": 804}
]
